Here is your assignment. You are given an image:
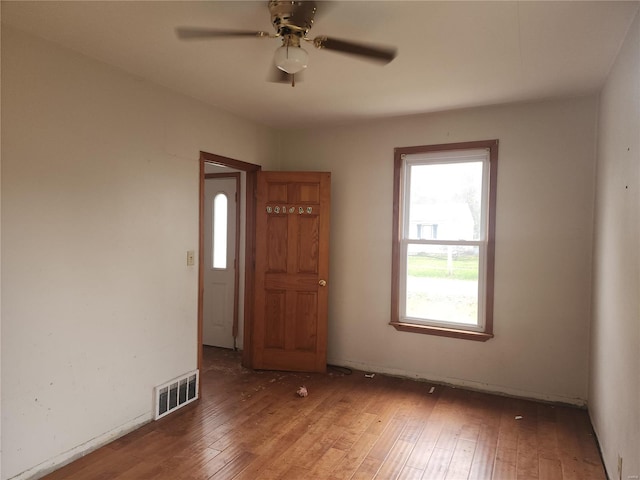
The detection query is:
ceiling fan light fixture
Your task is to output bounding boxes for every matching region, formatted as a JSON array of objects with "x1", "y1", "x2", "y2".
[{"x1": 274, "y1": 44, "x2": 308, "y2": 74}]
